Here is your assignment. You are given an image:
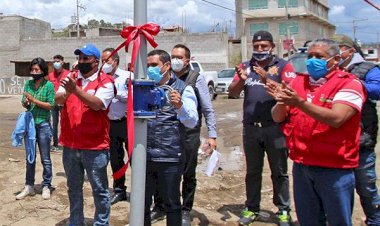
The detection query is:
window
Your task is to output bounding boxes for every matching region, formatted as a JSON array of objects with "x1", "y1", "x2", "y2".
[
  {"x1": 278, "y1": 0, "x2": 298, "y2": 8},
  {"x1": 248, "y1": 0, "x2": 268, "y2": 9},
  {"x1": 279, "y1": 22, "x2": 299, "y2": 36},
  {"x1": 368, "y1": 49, "x2": 375, "y2": 54},
  {"x1": 250, "y1": 23, "x2": 269, "y2": 36}
]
